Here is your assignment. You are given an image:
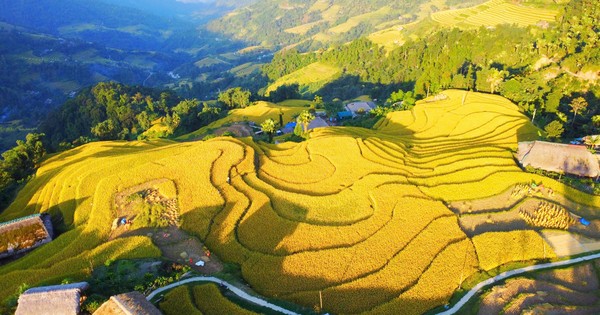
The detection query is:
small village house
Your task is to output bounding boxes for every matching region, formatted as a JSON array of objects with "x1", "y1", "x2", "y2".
[
  {"x1": 516, "y1": 141, "x2": 600, "y2": 177},
  {"x1": 94, "y1": 291, "x2": 162, "y2": 315},
  {"x1": 0, "y1": 213, "x2": 53, "y2": 260},
  {"x1": 345, "y1": 101, "x2": 376, "y2": 117},
  {"x1": 15, "y1": 282, "x2": 89, "y2": 315}
]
